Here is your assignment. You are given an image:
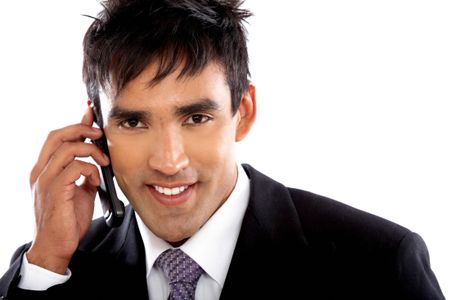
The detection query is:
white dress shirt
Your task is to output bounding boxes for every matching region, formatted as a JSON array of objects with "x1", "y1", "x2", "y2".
[{"x1": 18, "y1": 164, "x2": 250, "y2": 300}]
